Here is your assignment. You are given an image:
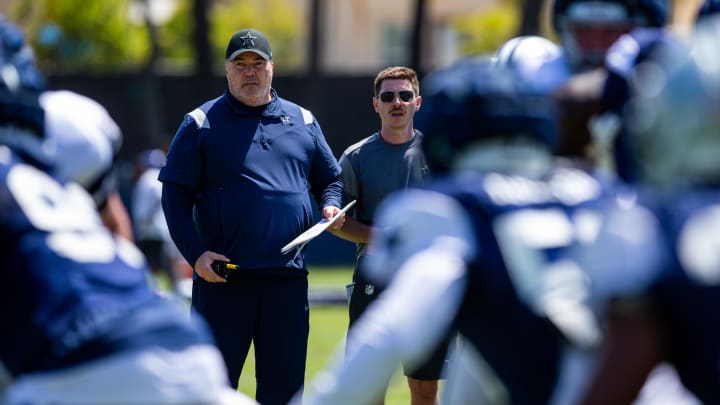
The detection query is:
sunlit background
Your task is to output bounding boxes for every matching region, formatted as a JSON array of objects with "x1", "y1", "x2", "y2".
[
  {"x1": 0, "y1": 0, "x2": 554, "y2": 265},
  {"x1": 1, "y1": 0, "x2": 554, "y2": 74}
]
